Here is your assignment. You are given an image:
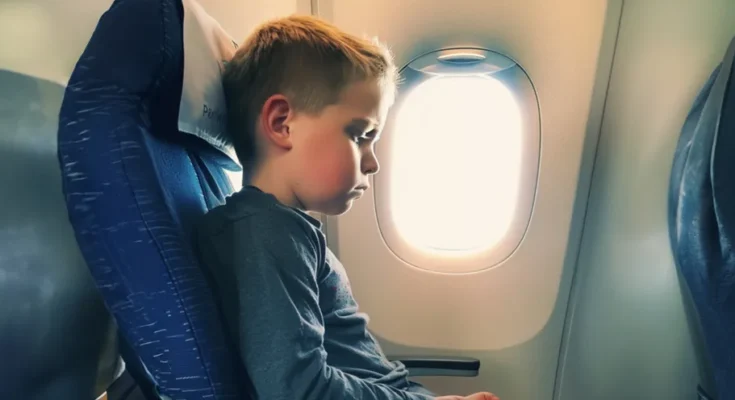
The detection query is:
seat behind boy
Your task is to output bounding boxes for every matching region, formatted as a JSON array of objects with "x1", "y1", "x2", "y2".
[{"x1": 56, "y1": 0, "x2": 247, "y2": 398}]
